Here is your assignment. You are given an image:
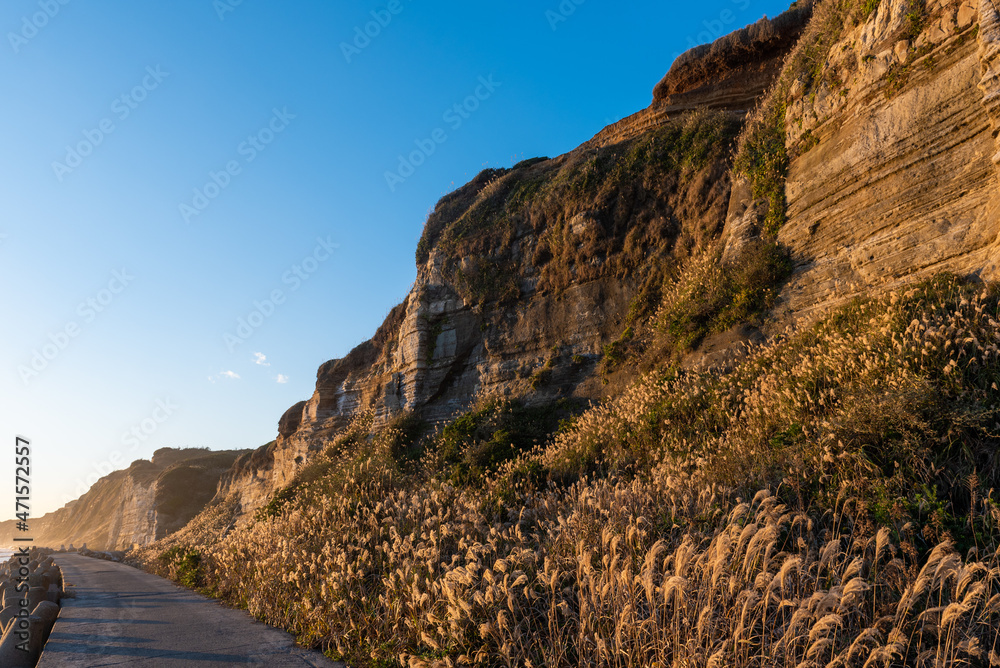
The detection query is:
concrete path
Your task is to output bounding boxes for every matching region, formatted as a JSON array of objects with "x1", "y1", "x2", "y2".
[{"x1": 37, "y1": 553, "x2": 341, "y2": 667}]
